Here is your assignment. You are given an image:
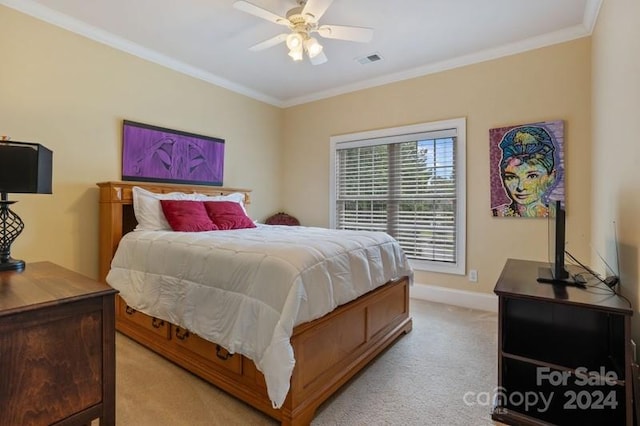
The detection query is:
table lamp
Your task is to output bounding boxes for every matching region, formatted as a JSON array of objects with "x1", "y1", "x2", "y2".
[{"x1": 0, "y1": 141, "x2": 53, "y2": 271}]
